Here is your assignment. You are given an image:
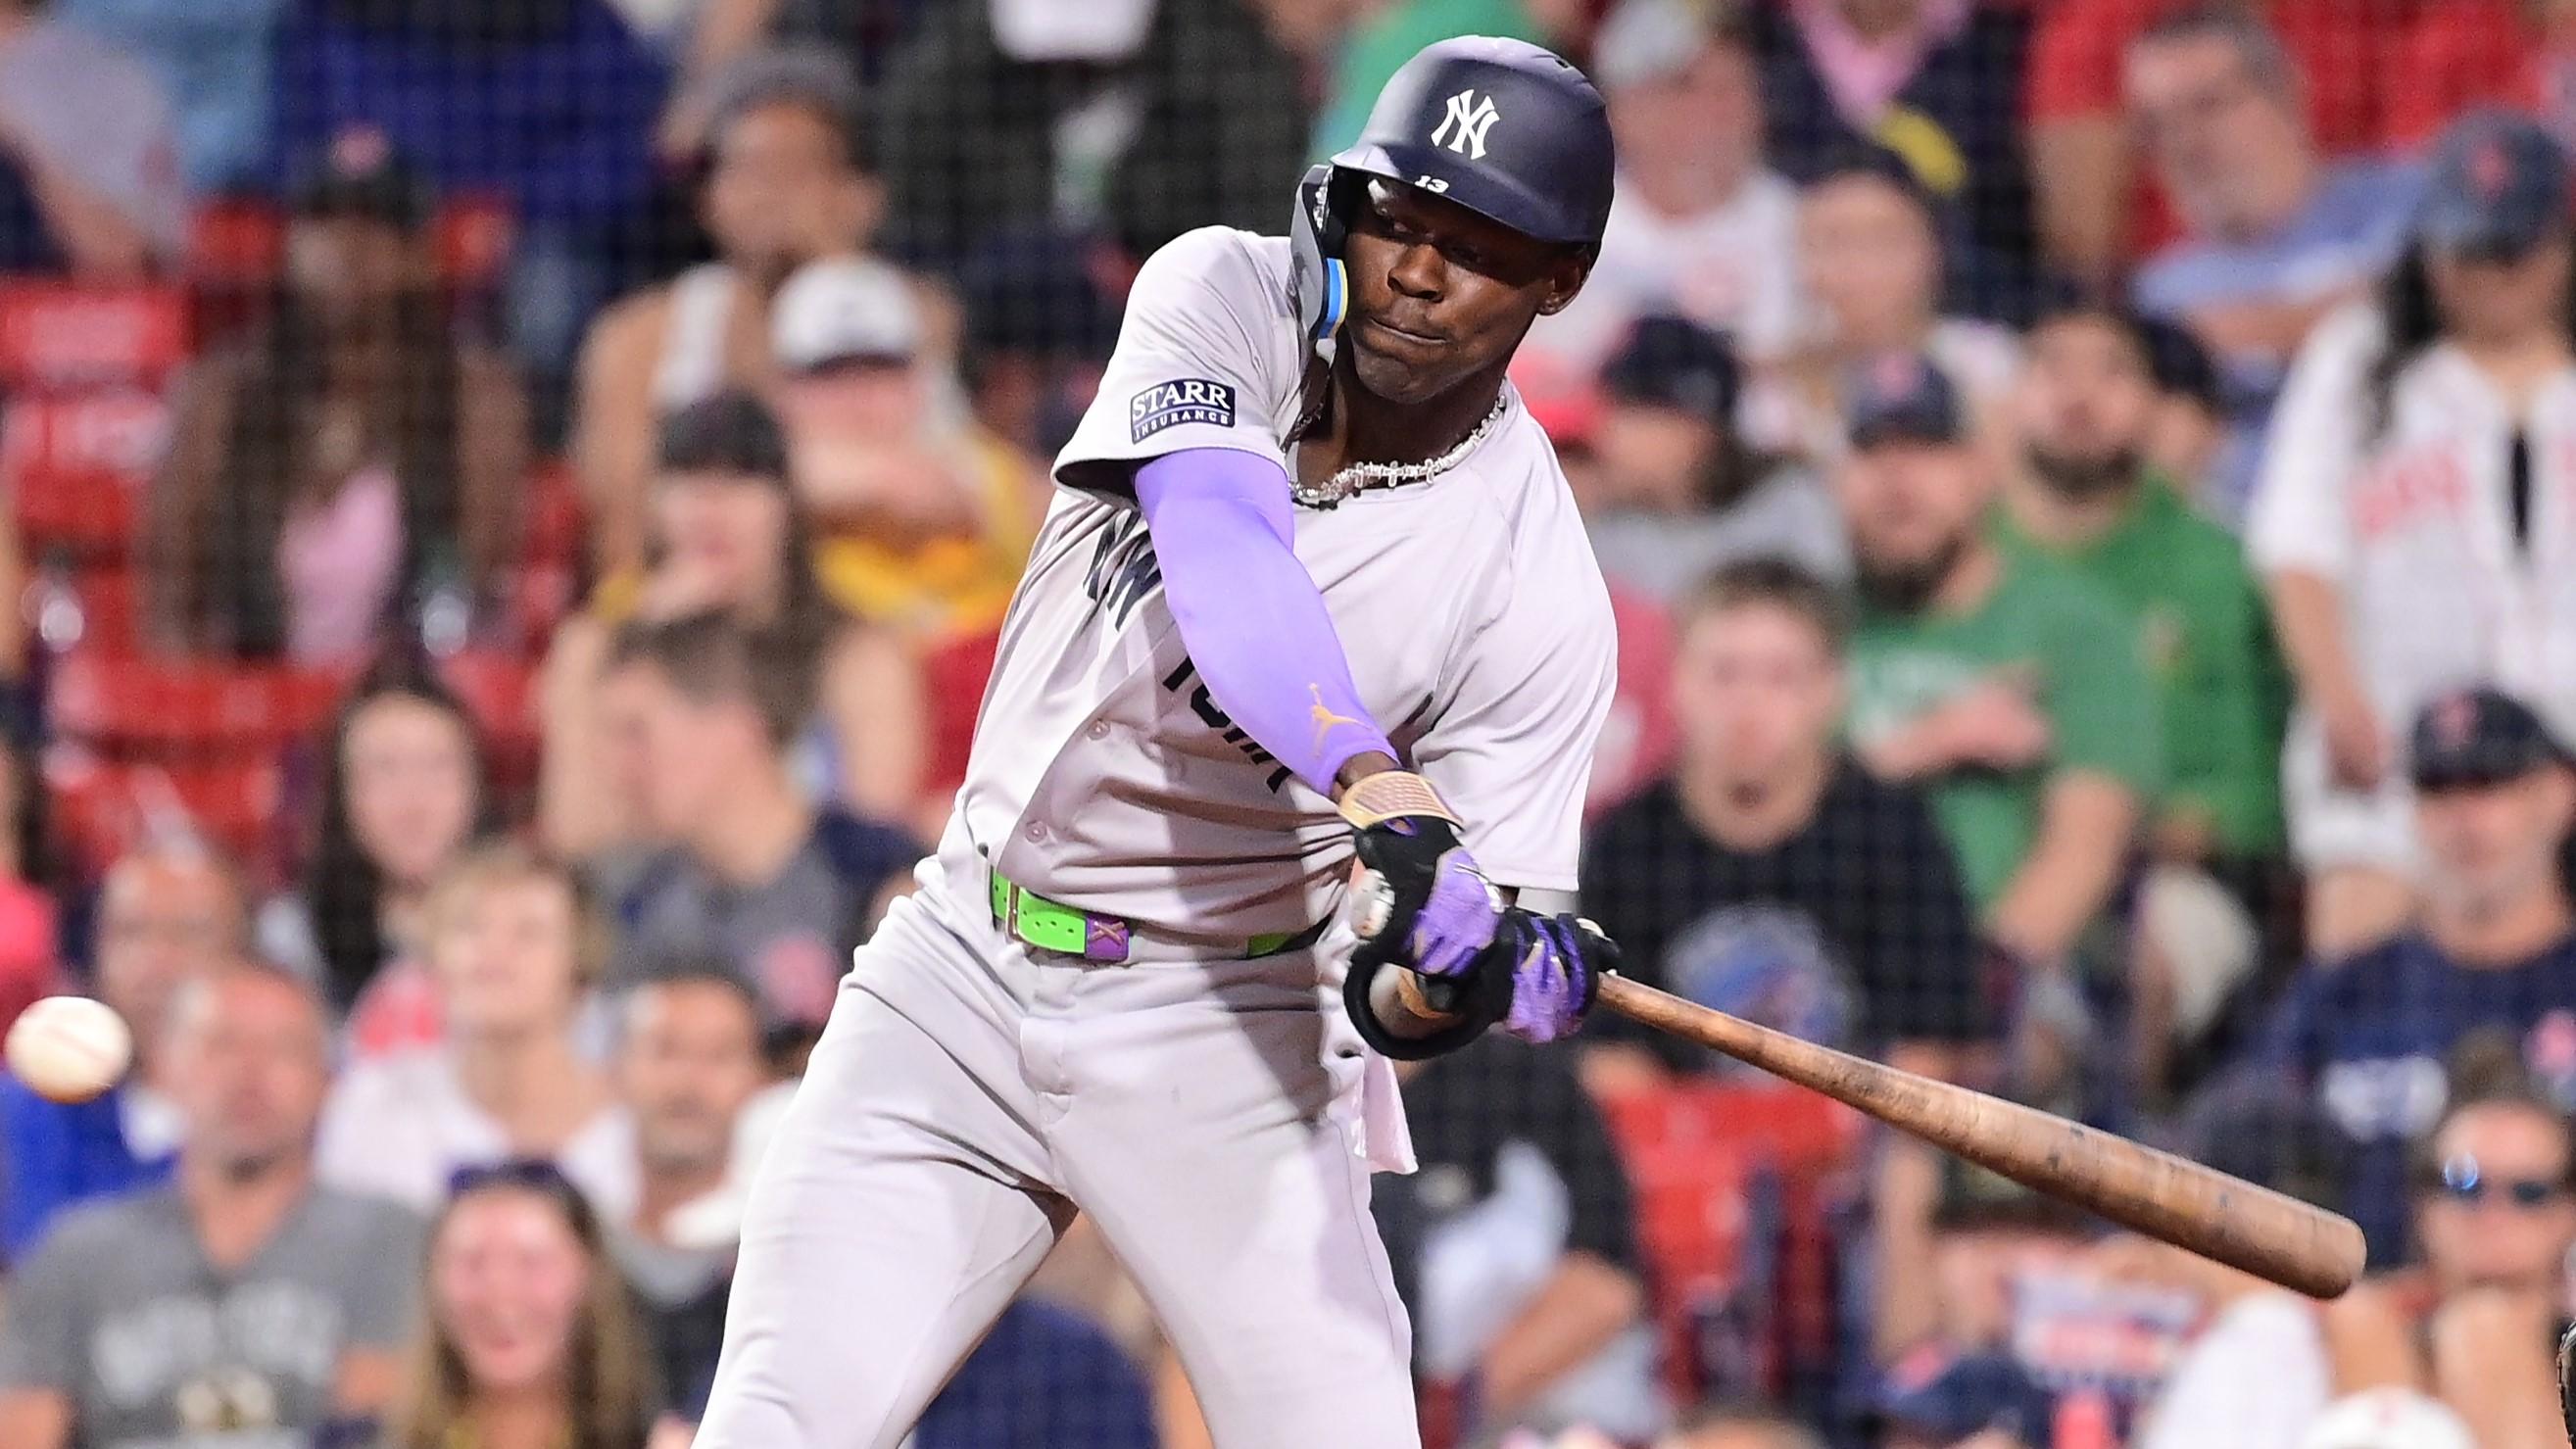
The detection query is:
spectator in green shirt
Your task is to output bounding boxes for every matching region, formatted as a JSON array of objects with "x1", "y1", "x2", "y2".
[
  {"x1": 1995, "y1": 302, "x2": 2289, "y2": 868},
  {"x1": 1834, "y1": 352, "x2": 2163, "y2": 976}
]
